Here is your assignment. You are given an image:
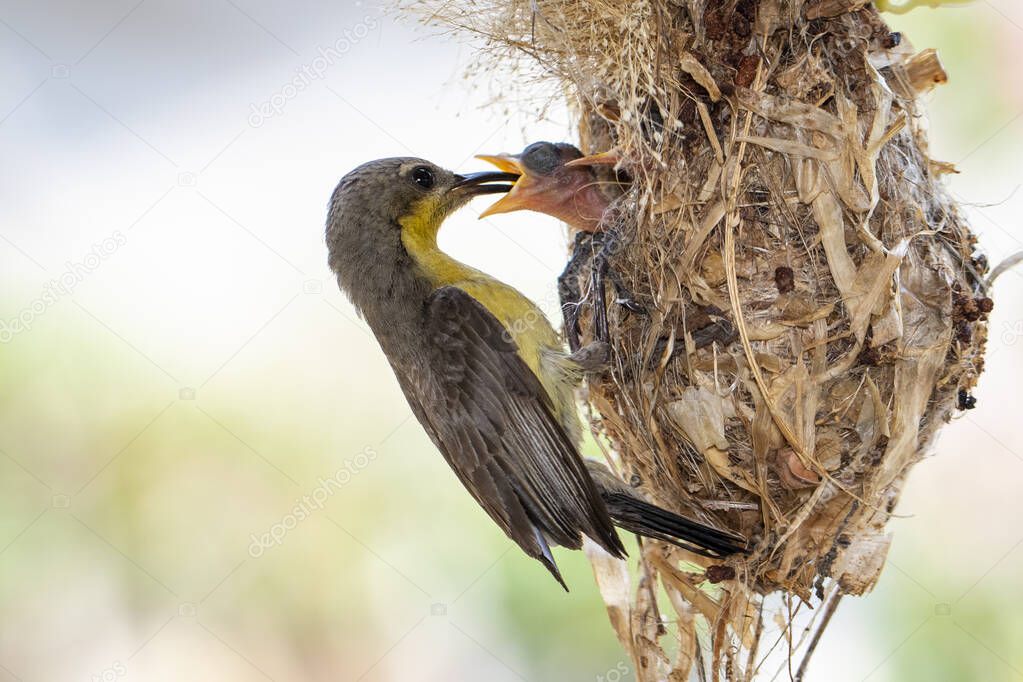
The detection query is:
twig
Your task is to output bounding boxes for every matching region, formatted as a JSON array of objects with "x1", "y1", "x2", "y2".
[
  {"x1": 742, "y1": 600, "x2": 765, "y2": 682},
  {"x1": 794, "y1": 591, "x2": 844, "y2": 681},
  {"x1": 986, "y1": 250, "x2": 1023, "y2": 287},
  {"x1": 694, "y1": 629, "x2": 709, "y2": 682}
]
